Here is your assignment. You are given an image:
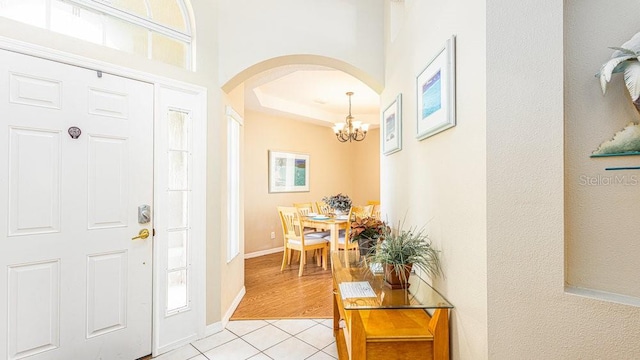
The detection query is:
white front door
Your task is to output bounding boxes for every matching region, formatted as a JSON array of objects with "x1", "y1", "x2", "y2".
[{"x1": 0, "y1": 50, "x2": 153, "y2": 360}]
